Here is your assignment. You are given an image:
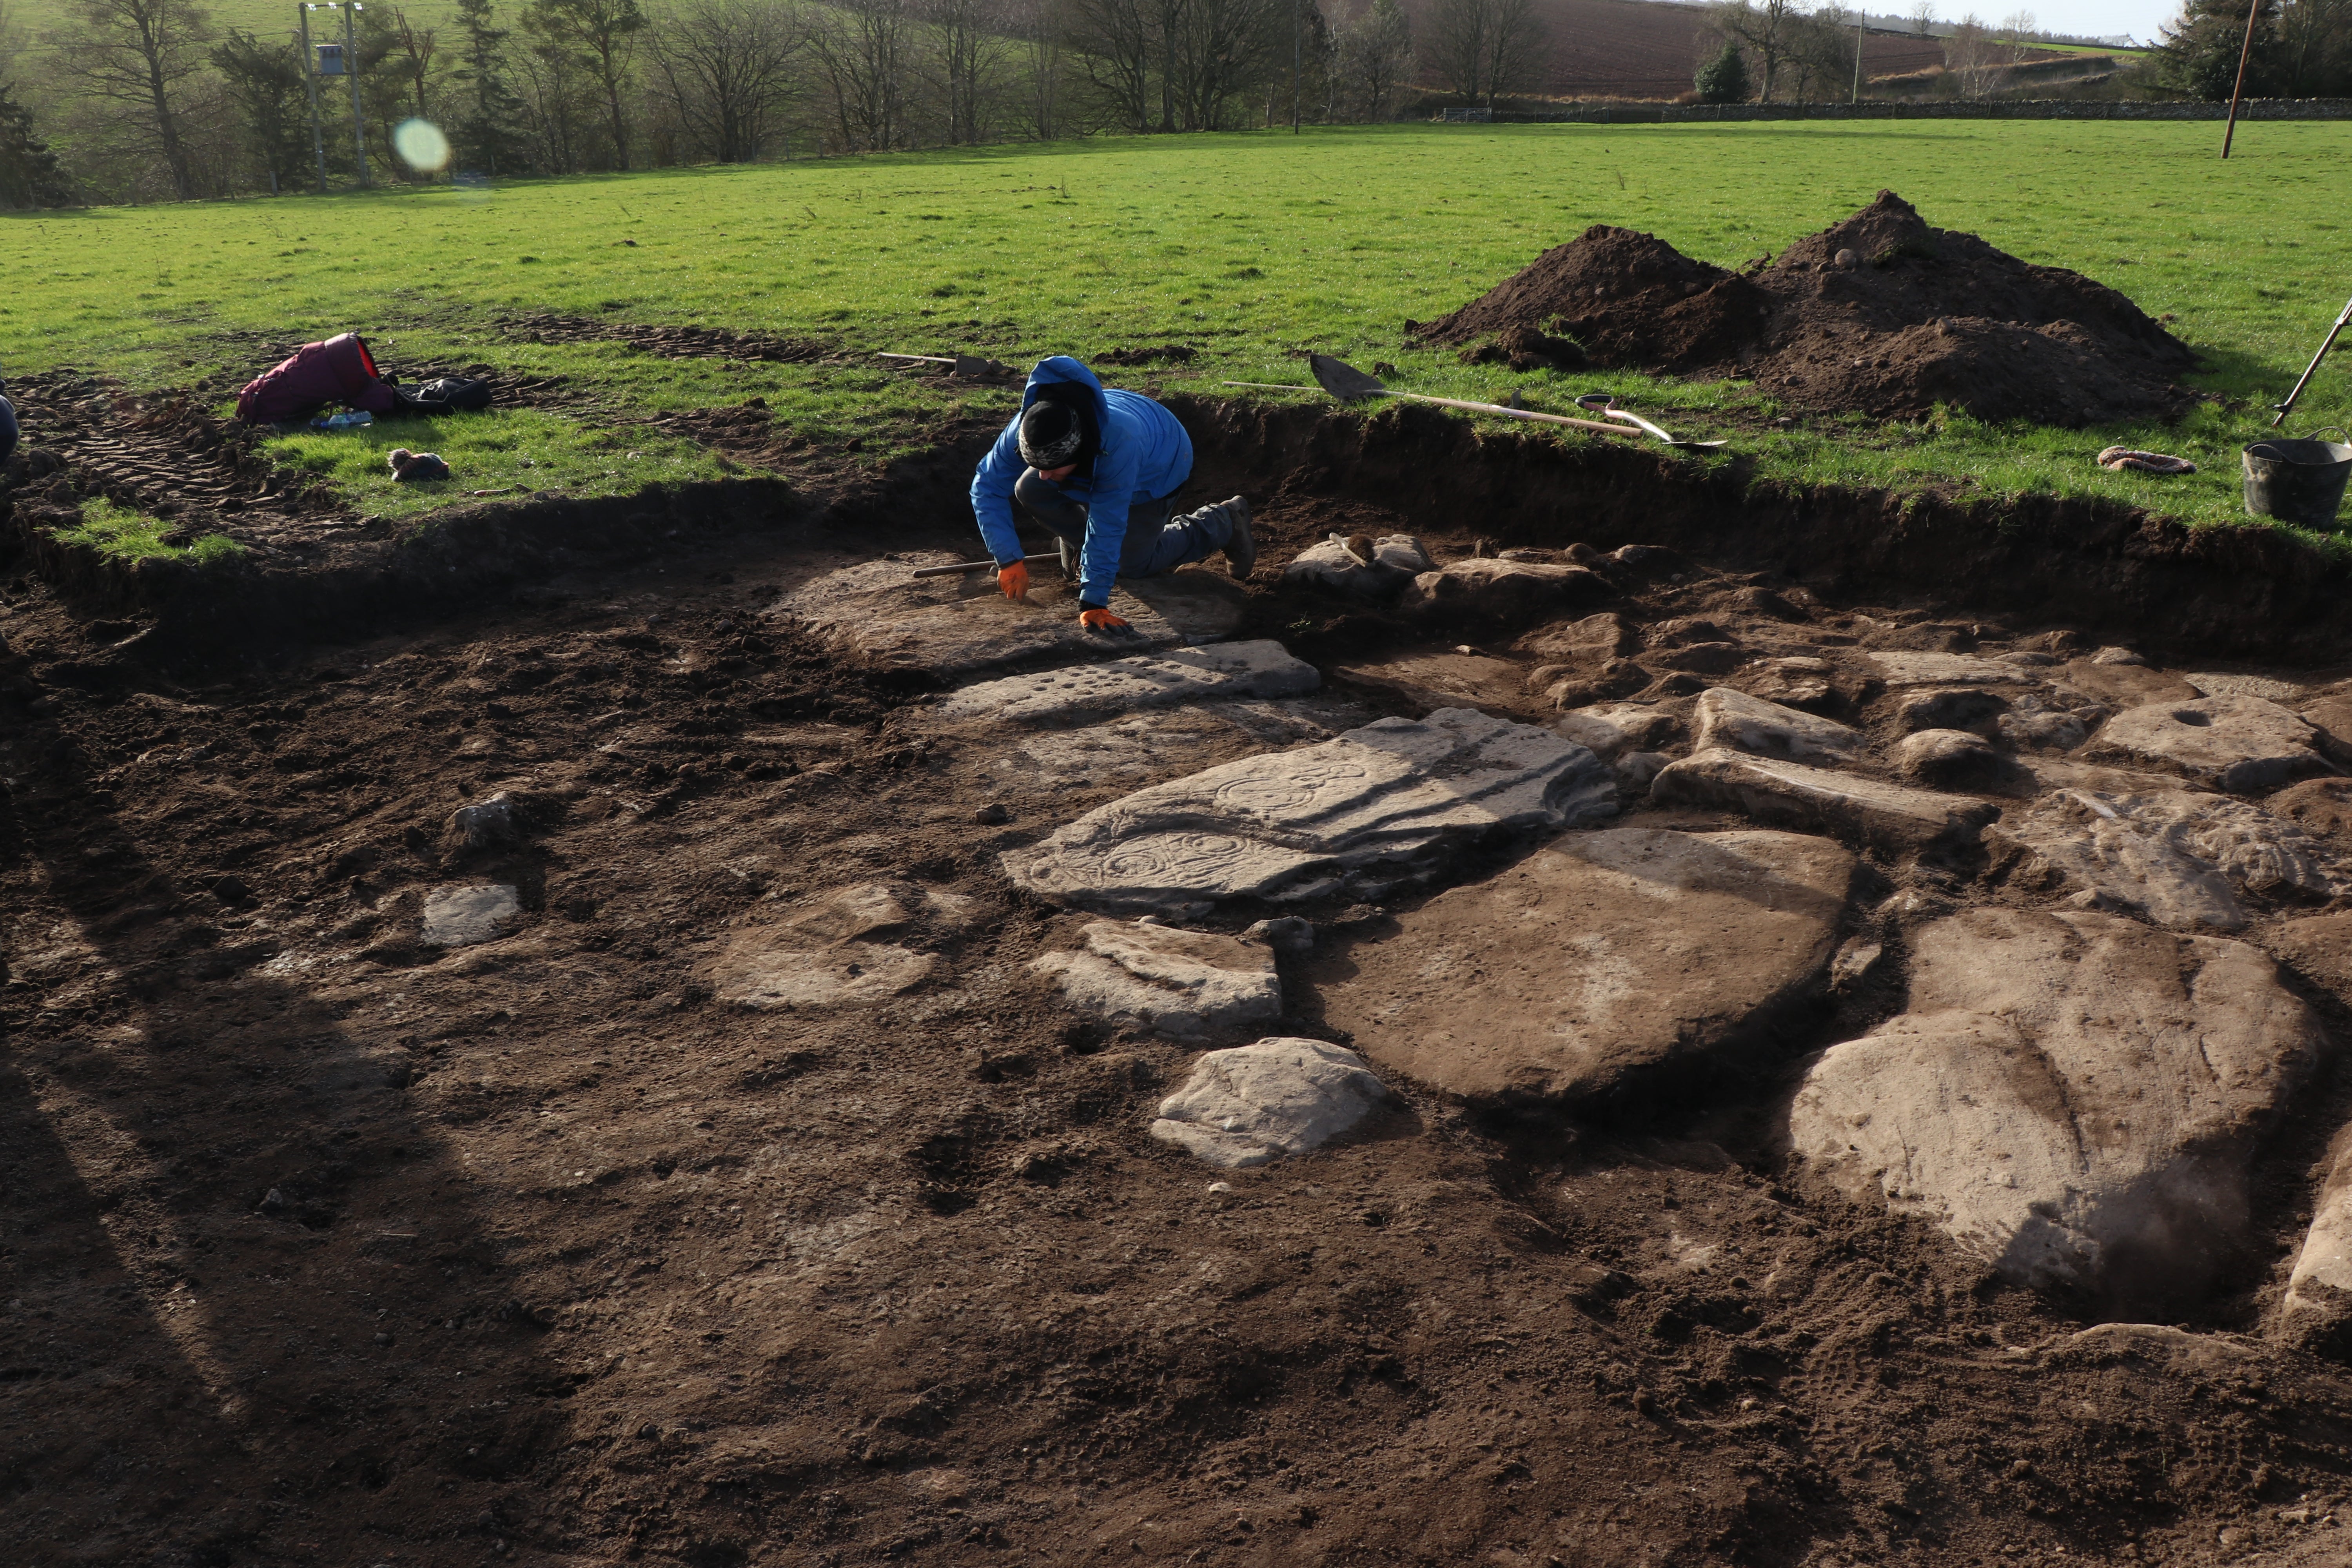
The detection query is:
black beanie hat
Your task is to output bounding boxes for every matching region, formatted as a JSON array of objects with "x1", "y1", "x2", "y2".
[{"x1": 1019, "y1": 388, "x2": 1098, "y2": 471}]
